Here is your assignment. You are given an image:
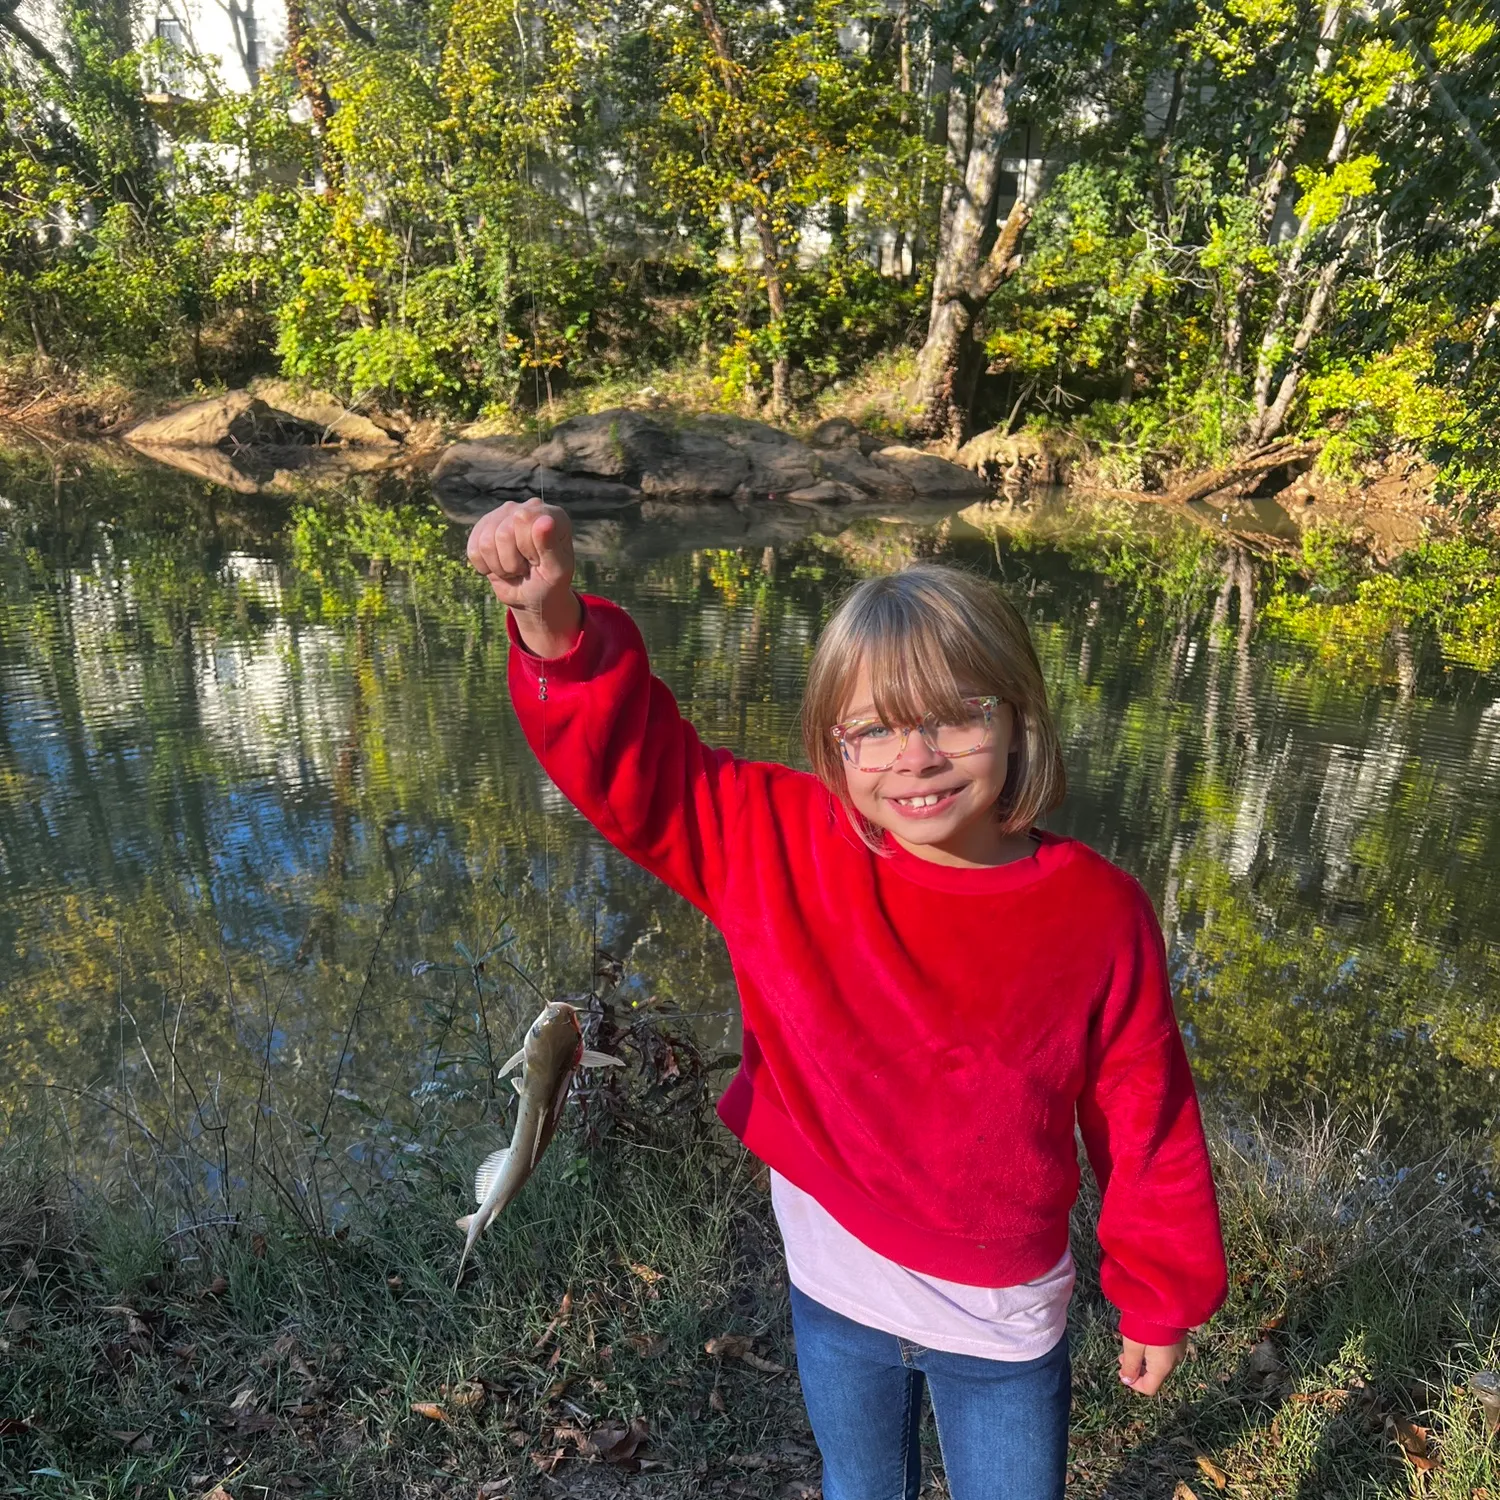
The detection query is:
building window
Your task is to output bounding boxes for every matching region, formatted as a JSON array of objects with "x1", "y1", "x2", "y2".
[{"x1": 155, "y1": 16, "x2": 186, "y2": 92}]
